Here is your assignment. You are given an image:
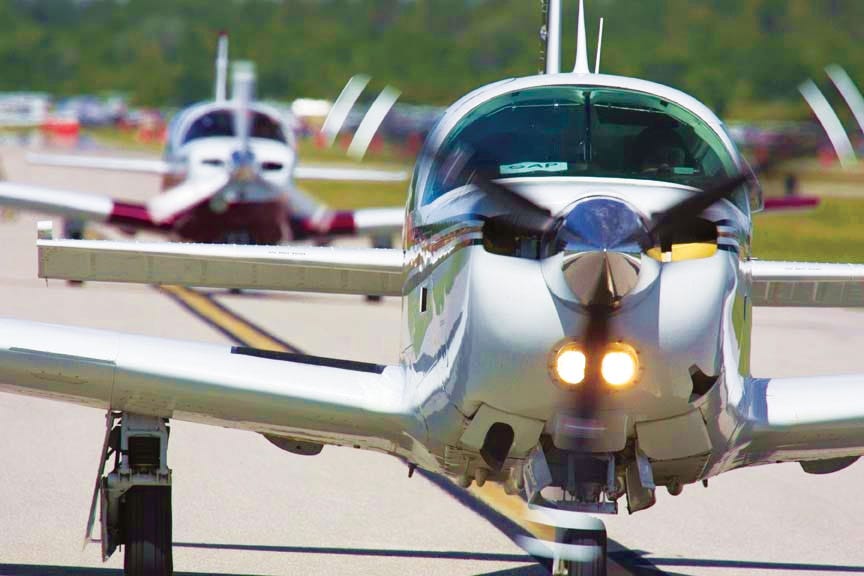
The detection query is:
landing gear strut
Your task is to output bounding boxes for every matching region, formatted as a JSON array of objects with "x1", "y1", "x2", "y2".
[{"x1": 86, "y1": 412, "x2": 173, "y2": 576}]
